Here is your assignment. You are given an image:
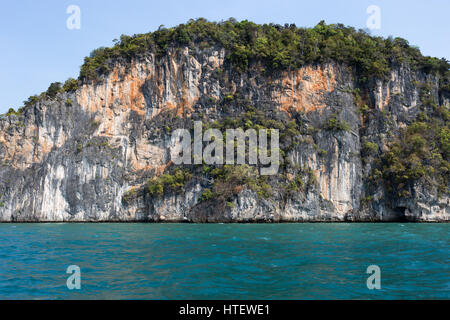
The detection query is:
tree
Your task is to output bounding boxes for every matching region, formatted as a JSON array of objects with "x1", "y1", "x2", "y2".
[{"x1": 46, "y1": 82, "x2": 62, "y2": 99}]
